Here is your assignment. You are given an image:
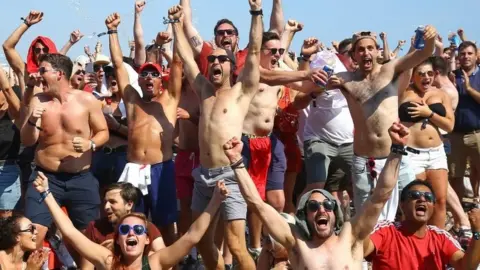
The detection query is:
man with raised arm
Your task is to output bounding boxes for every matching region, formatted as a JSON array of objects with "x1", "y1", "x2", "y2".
[
  {"x1": 223, "y1": 122, "x2": 409, "y2": 269},
  {"x1": 105, "y1": 13, "x2": 182, "y2": 246},
  {"x1": 326, "y1": 27, "x2": 437, "y2": 221},
  {"x1": 170, "y1": 0, "x2": 262, "y2": 268},
  {"x1": 20, "y1": 53, "x2": 109, "y2": 248}
]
